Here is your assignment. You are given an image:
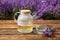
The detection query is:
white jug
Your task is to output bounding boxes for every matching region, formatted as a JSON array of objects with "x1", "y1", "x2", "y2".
[{"x1": 14, "y1": 9, "x2": 34, "y2": 33}]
